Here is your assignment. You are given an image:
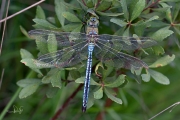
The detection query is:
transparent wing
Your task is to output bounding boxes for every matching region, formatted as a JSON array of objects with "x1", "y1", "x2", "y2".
[
  {"x1": 28, "y1": 29, "x2": 88, "y2": 68},
  {"x1": 97, "y1": 34, "x2": 157, "y2": 51},
  {"x1": 94, "y1": 40, "x2": 149, "y2": 69},
  {"x1": 28, "y1": 29, "x2": 87, "y2": 47},
  {"x1": 35, "y1": 40, "x2": 88, "y2": 68}
]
